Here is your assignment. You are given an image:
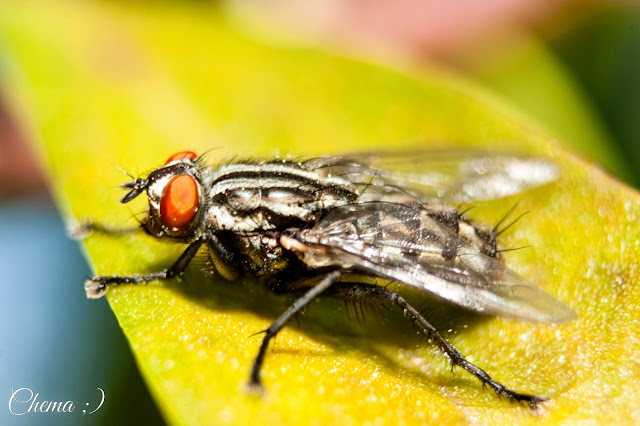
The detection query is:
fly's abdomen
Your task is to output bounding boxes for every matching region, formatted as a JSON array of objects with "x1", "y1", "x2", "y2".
[
  {"x1": 293, "y1": 202, "x2": 504, "y2": 285},
  {"x1": 425, "y1": 205, "x2": 500, "y2": 260}
]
